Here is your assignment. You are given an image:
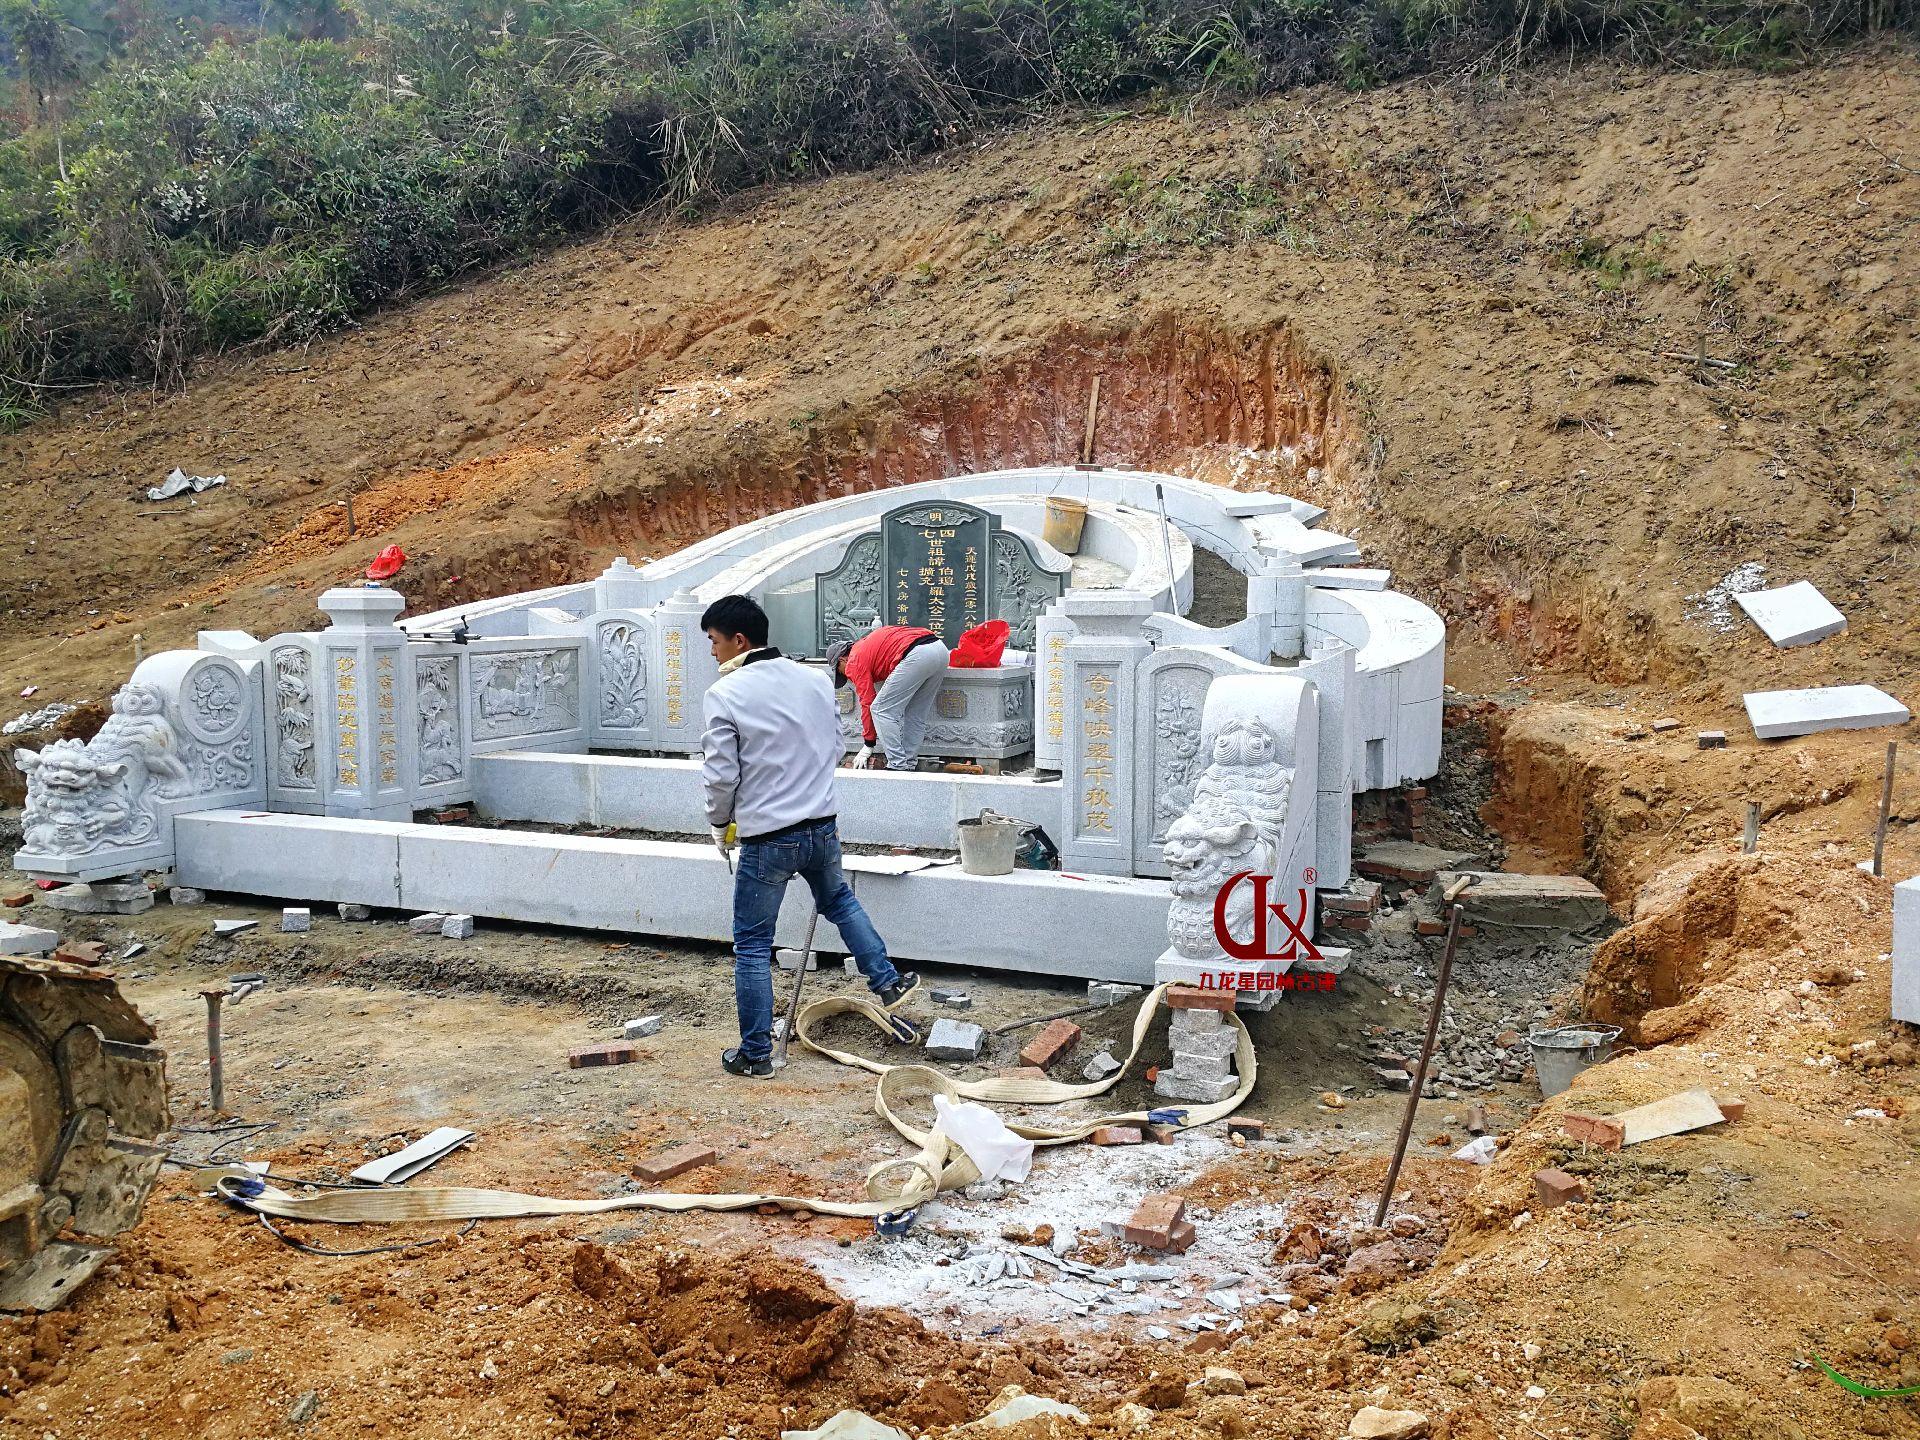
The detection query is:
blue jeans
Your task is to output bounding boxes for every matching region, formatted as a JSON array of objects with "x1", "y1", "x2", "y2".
[{"x1": 732, "y1": 817, "x2": 900, "y2": 1061}]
